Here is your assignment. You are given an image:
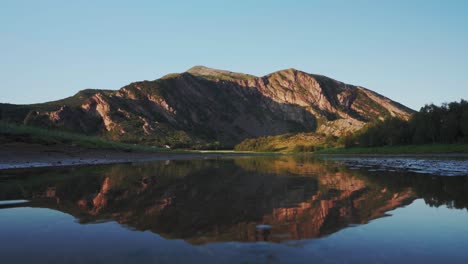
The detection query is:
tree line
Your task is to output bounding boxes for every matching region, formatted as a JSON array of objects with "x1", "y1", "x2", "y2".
[{"x1": 343, "y1": 100, "x2": 468, "y2": 147}]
